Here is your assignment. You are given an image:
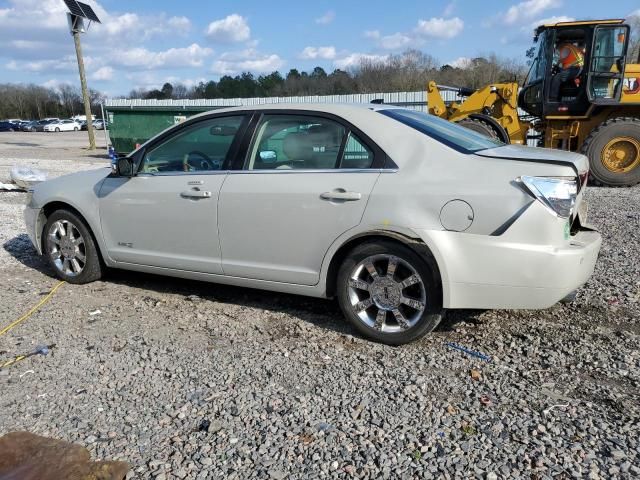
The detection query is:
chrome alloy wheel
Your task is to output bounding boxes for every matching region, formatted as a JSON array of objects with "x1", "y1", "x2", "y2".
[
  {"x1": 47, "y1": 219, "x2": 86, "y2": 276},
  {"x1": 347, "y1": 254, "x2": 427, "y2": 333}
]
